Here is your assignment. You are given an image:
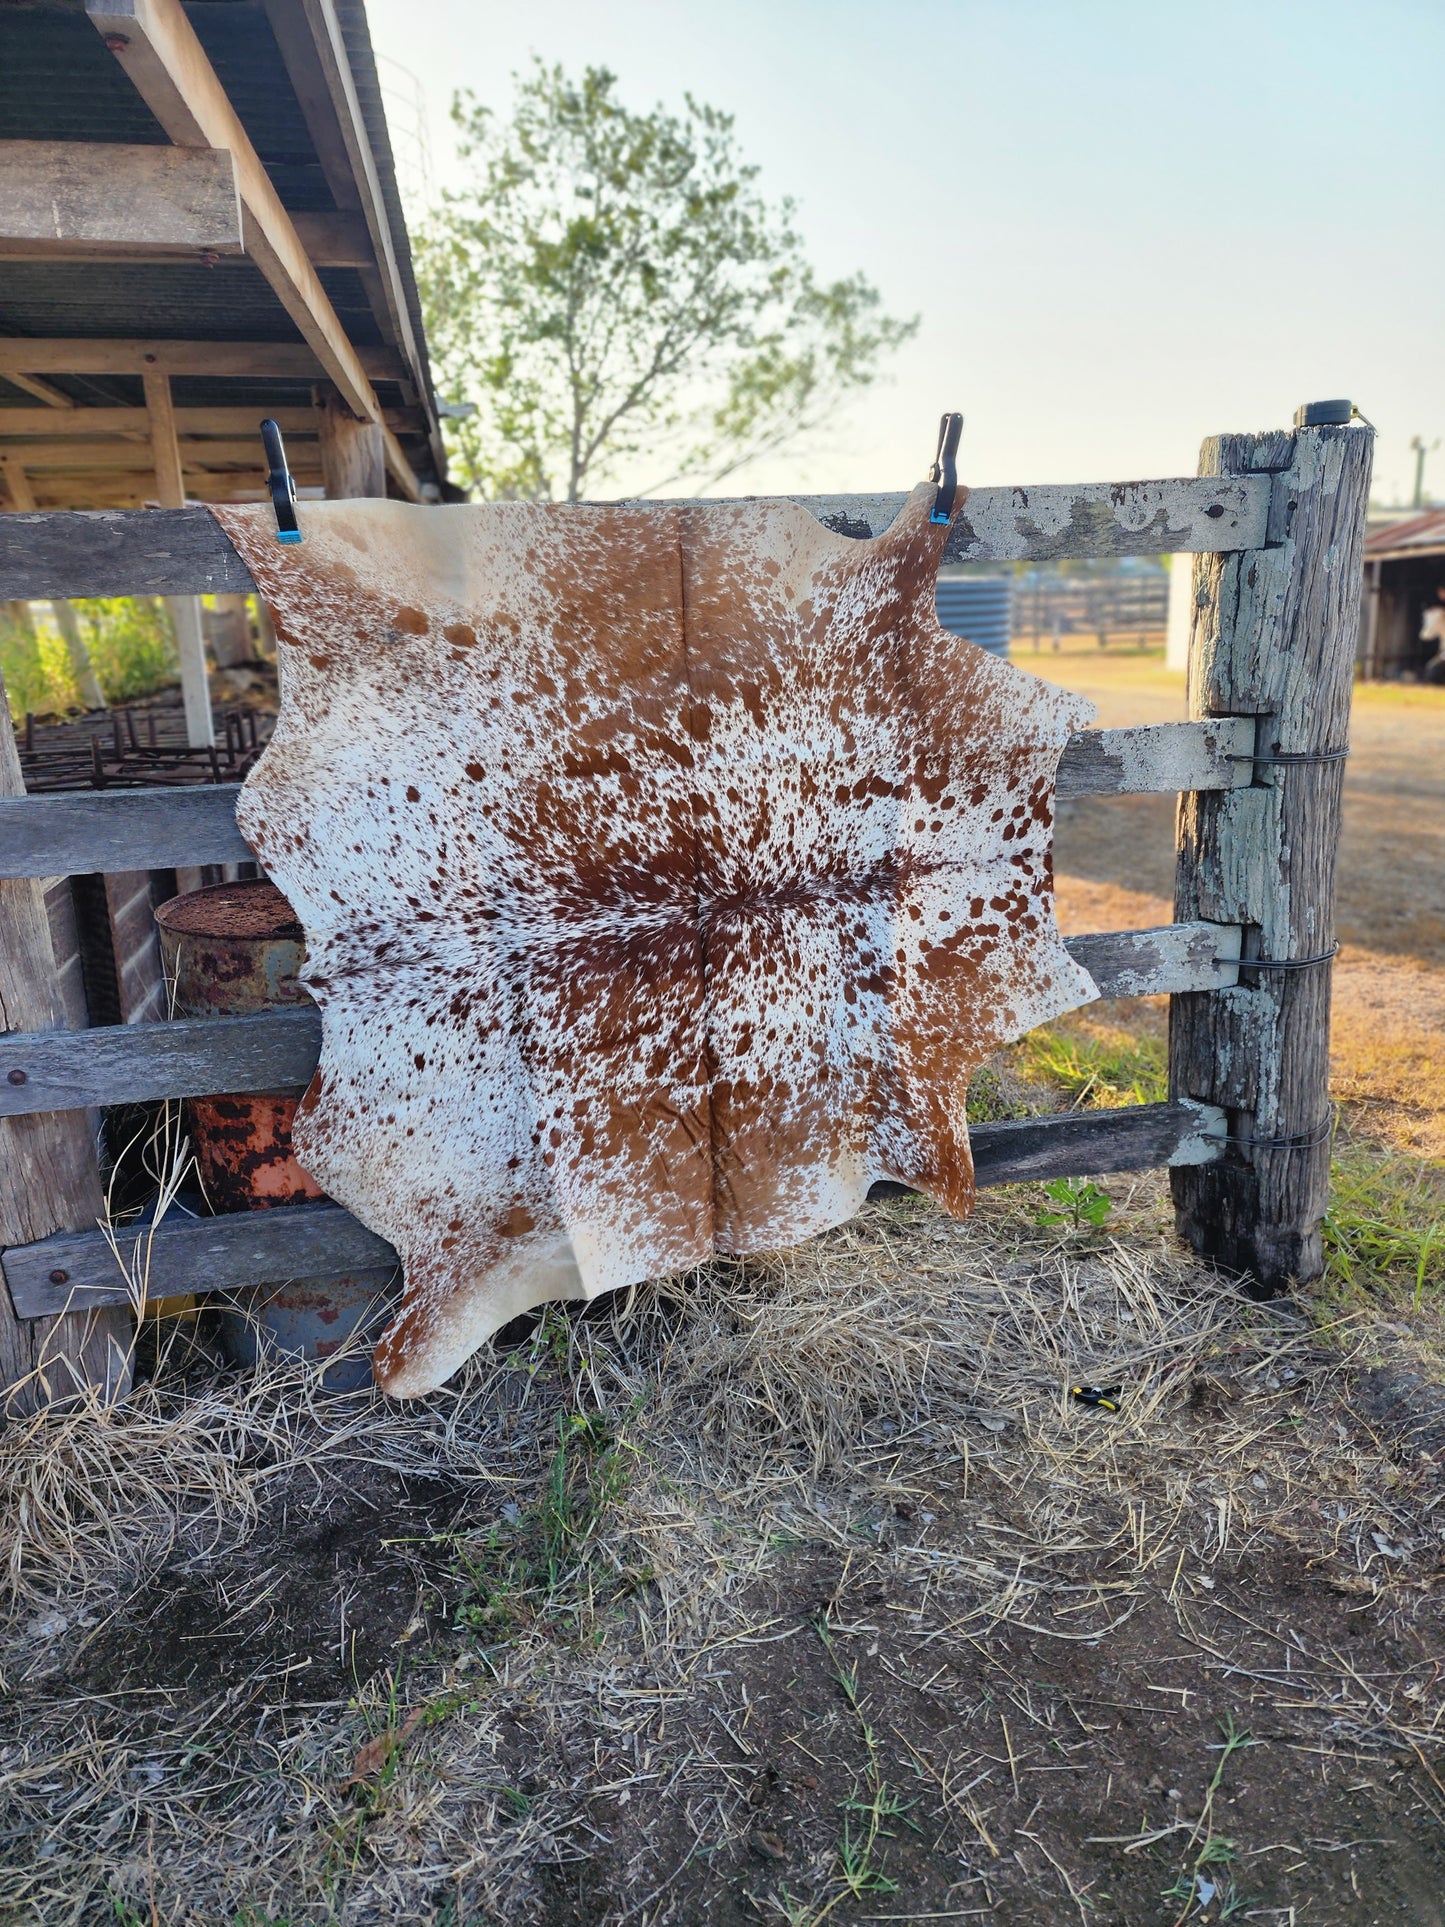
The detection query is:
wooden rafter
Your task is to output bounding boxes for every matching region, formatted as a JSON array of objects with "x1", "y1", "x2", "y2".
[
  {"x1": 85, "y1": 0, "x2": 421, "y2": 500},
  {"x1": 3, "y1": 374, "x2": 75, "y2": 409},
  {"x1": 0, "y1": 439, "x2": 324, "y2": 471},
  {"x1": 262, "y1": 0, "x2": 443, "y2": 474},
  {"x1": 0, "y1": 407, "x2": 416, "y2": 437},
  {"x1": 0, "y1": 338, "x2": 406, "y2": 383}
]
